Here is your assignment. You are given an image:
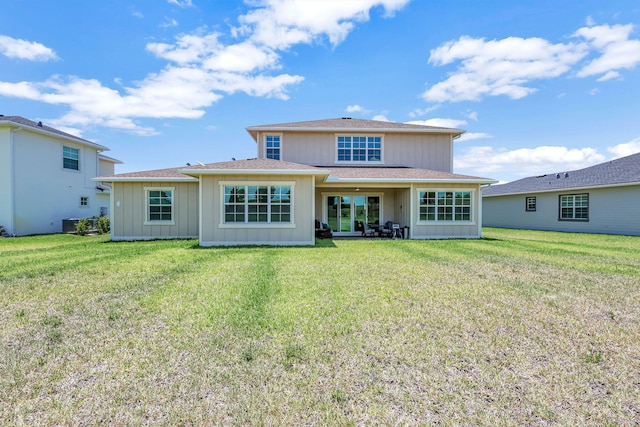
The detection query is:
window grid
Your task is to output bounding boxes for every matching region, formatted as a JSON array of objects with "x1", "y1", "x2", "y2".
[
  {"x1": 265, "y1": 135, "x2": 281, "y2": 160},
  {"x1": 419, "y1": 191, "x2": 471, "y2": 222},
  {"x1": 526, "y1": 196, "x2": 536, "y2": 211},
  {"x1": 63, "y1": 146, "x2": 79, "y2": 170},
  {"x1": 337, "y1": 135, "x2": 382, "y2": 162},
  {"x1": 560, "y1": 194, "x2": 588, "y2": 220},
  {"x1": 148, "y1": 190, "x2": 173, "y2": 221},
  {"x1": 80, "y1": 196, "x2": 89, "y2": 207},
  {"x1": 225, "y1": 185, "x2": 291, "y2": 223}
]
